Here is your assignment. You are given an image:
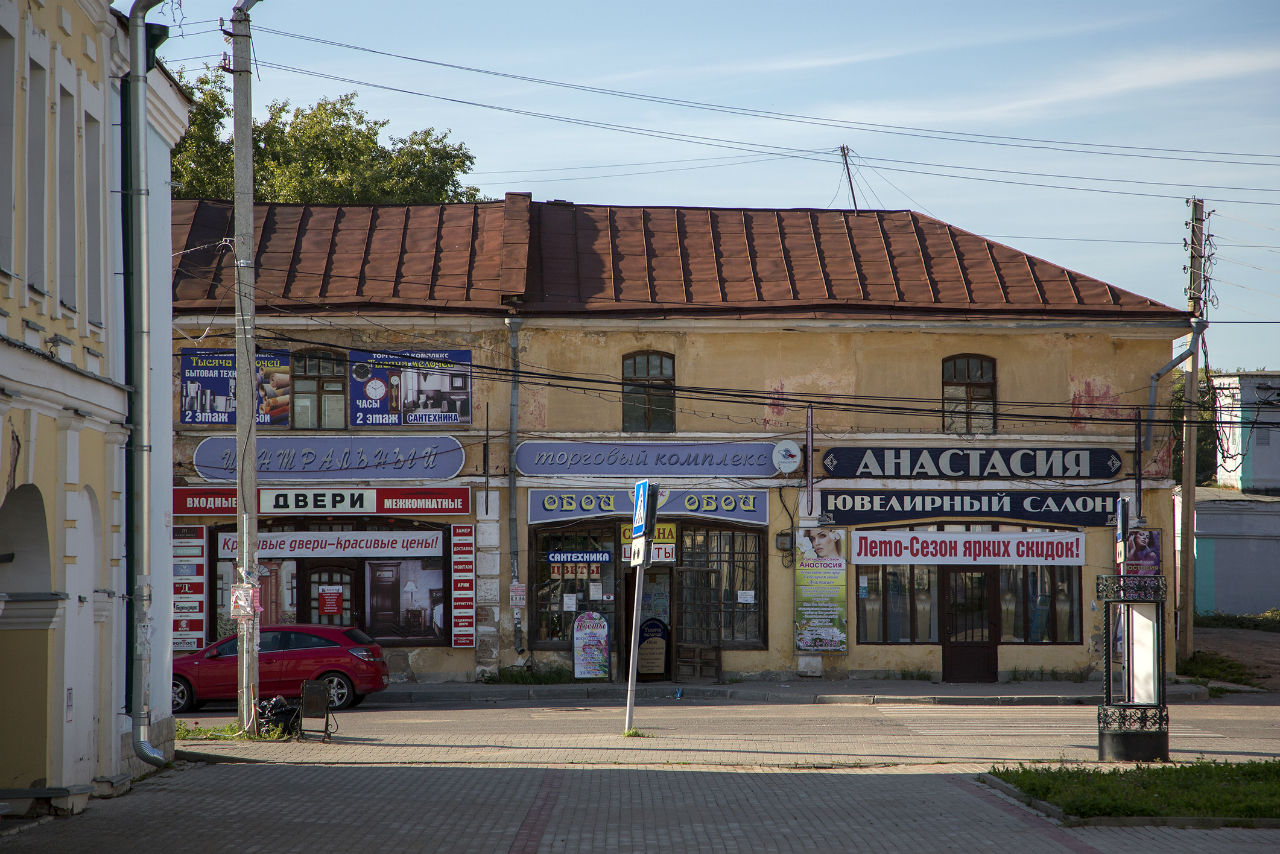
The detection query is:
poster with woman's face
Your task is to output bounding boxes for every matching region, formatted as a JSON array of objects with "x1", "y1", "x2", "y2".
[
  {"x1": 1125, "y1": 528, "x2": 1162, "y2": 573},
  {"x1": 798, "y1": 527, "x2": 846, "y2": 564}
]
